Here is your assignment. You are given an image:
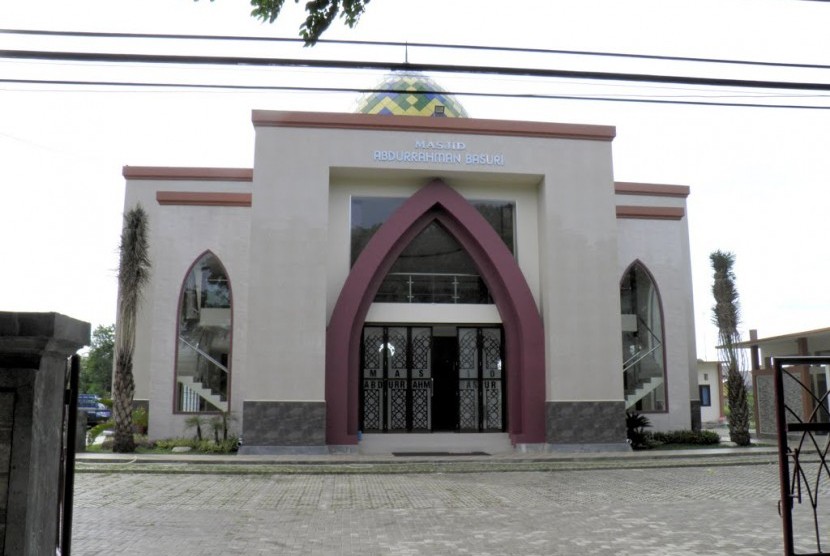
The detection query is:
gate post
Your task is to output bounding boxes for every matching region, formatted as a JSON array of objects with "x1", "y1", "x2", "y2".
[{"x1": 0, "y1": 312, "x2": 90, "y2": 556}]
